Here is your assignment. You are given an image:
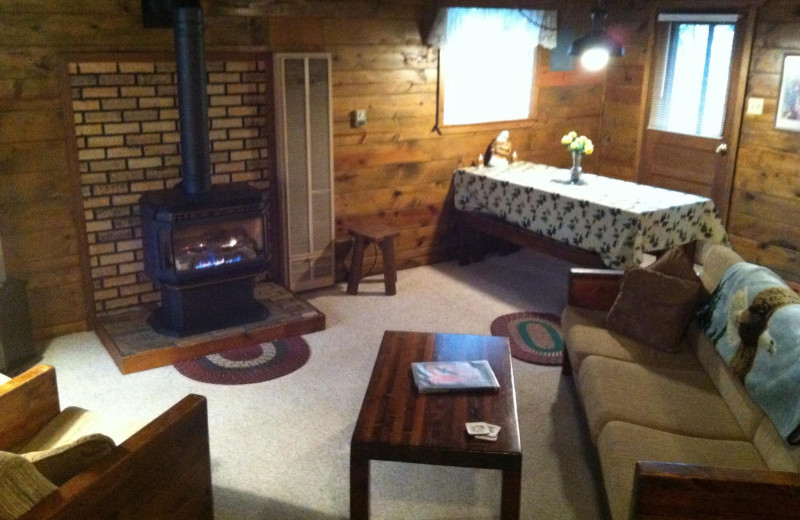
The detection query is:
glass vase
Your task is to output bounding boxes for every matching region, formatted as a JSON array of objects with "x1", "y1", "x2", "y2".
[{"x1": 569, "y1": 150, "x2": 583, "y2": 184}]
